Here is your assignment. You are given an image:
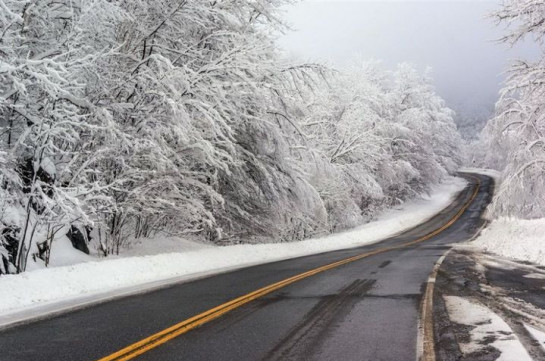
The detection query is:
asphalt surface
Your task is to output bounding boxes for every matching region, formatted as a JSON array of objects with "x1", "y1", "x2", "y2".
[{"x1": 0, "y1": 173, "x2": 493, "y2": 361}]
